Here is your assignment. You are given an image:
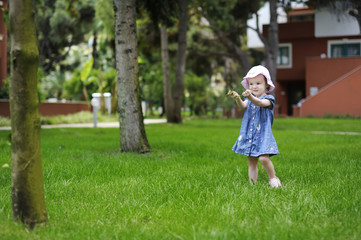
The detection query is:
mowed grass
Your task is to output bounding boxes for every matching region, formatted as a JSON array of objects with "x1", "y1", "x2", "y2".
[{"x1": 0, "y1": 118, "x2": 361, "y2": 239}]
